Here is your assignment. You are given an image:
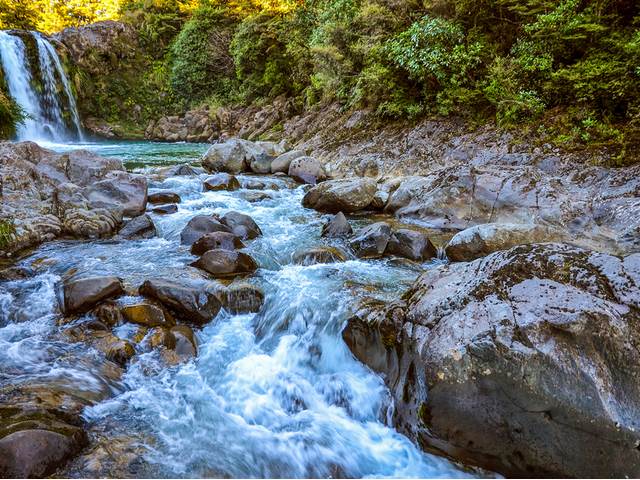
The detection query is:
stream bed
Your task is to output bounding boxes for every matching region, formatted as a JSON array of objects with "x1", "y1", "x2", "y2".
[{"x1": 0, "y1": 141, "x2": 476, "y2": 478}]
